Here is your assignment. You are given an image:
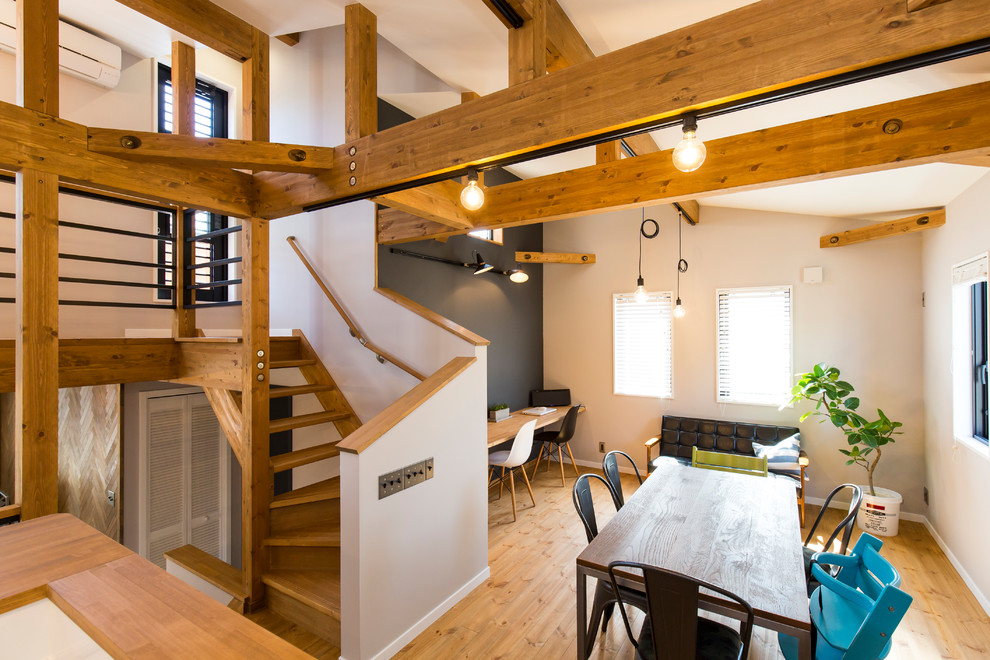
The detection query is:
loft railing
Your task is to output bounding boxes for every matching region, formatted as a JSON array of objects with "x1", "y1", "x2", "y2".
[
  {"x1": 286, "y1": 235, "x2": 426, "y2": 381},
  {"x1": 0, "y1": 175, "x2": 242, "y2": 311}
]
